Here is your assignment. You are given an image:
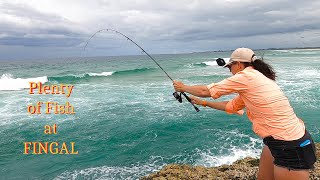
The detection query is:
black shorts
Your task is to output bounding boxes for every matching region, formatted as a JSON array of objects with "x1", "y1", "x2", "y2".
[{"x1": 263, "y1": 130, "x2": 317, "y2": 170}]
